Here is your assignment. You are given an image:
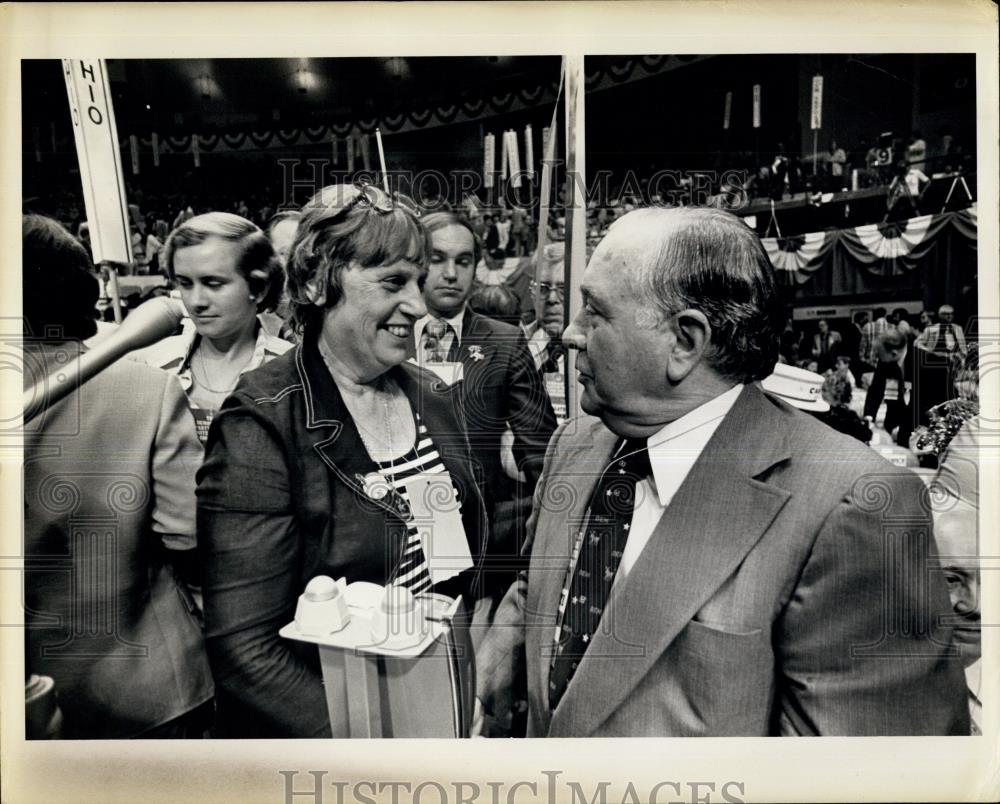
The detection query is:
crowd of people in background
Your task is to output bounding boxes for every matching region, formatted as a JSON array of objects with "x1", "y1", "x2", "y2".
[
  {"x1": 32, "y1": 122, "x2": 976, "y2": 298},
  {"x1": 54, "y1": 174, "x2": 981, "y2": 472},
  {"x1": 774, "y1": 304, "x2": 978, "y2": 462},
  {"x1": 23, "y1": 166, "x2": 982, "y2": 740}
]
